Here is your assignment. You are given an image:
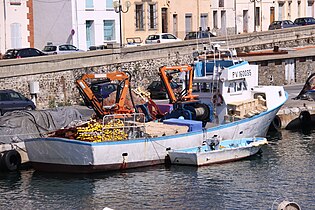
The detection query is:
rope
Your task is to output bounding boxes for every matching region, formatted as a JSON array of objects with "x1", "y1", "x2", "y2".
[
  {"x1": 12, "y1": 143, "x2": 27, "y2": 153},
  {"x1": 146, "y1": 137, "x2": 167, "y2": 162},
  {"x1": 0, "y1": 132, "x2": 47, "y2": 138}
]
